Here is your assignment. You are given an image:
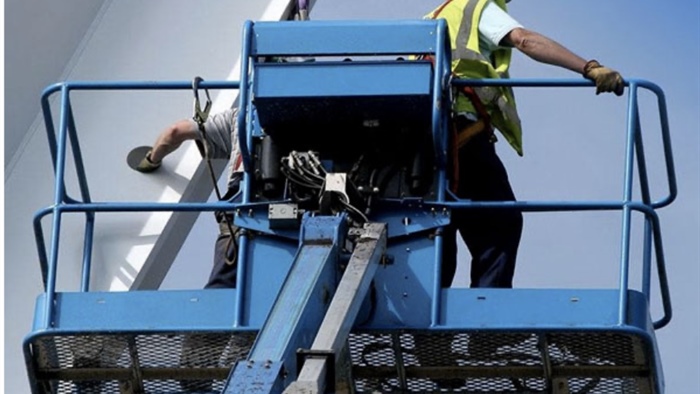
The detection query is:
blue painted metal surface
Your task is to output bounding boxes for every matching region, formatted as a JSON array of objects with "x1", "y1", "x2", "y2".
[
  {"x1": 440, "y1": 288, "x2": 644, "y2": 329},
  {"x1": 368, "y1": 236, "x2": 437, "y2": 329},
  {"x1": 226, "y1": 361, "x2": 286, "y2": 394},
  {"x1": 249, "y1": 20, "x2": 448, "y2": 57},
  {"x1": 225, "y1": 215, "x2": 346, "y2": 393},
  {"x1": 252, "y1": 61, "x2": 434, "y2": 132},
  {"x1": 29, "y1": 289, "x2": 243, "y2": 332},
  {"x1": 254, "y1": 62, "x2": 433, "y2": 98},
  {"x1": 237, "y1": 18, "x2": 452, "y2": 174},
  {"x1": 242, "y1": 235, "x2": 297, "y2": 326}
]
